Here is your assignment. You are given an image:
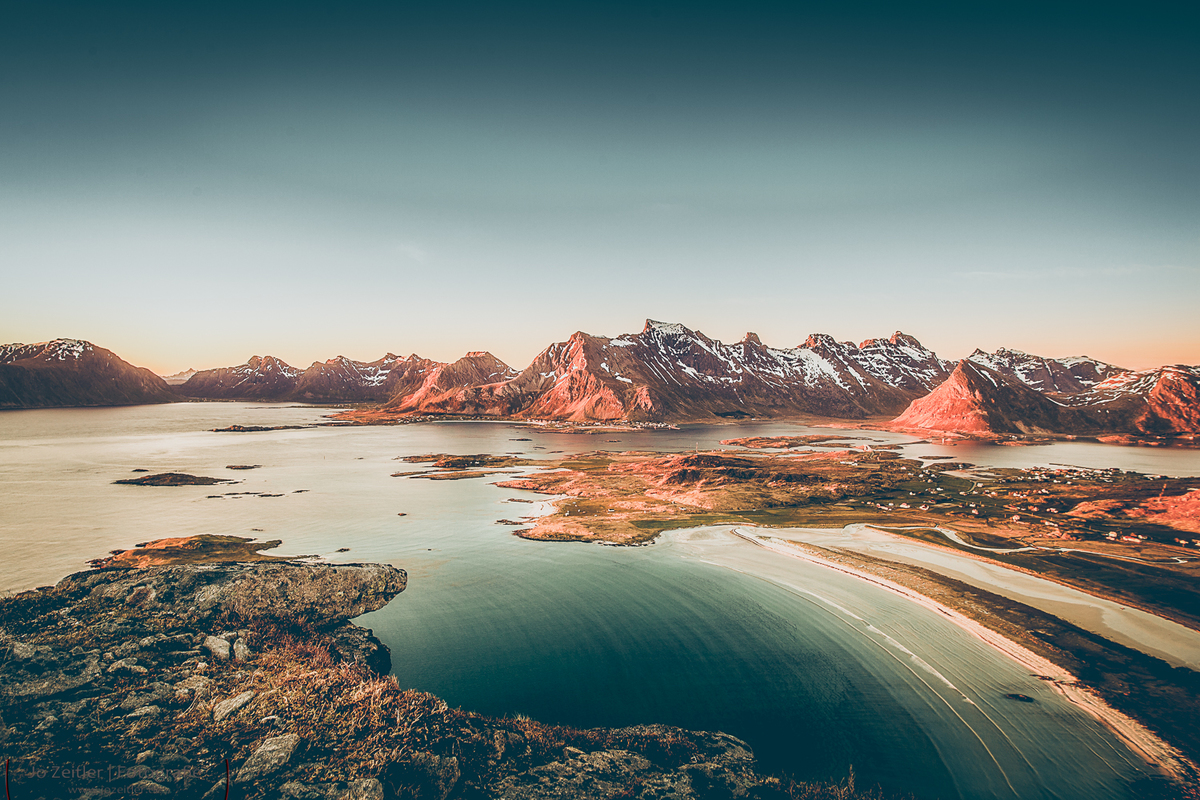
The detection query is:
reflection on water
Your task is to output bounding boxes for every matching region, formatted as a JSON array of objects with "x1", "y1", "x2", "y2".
[{"x1": 2, "y1": 404, "x2": 1188, "y2": 798}]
